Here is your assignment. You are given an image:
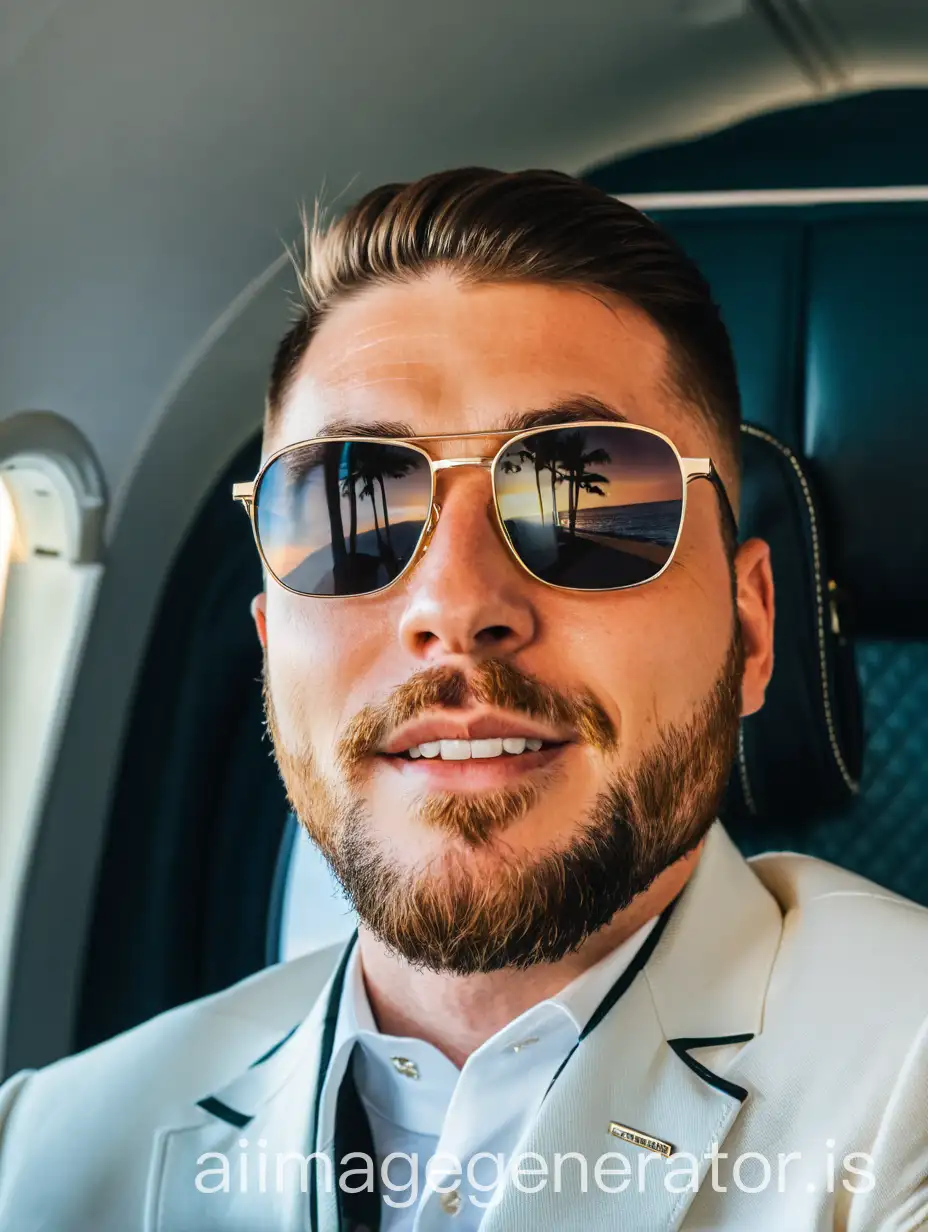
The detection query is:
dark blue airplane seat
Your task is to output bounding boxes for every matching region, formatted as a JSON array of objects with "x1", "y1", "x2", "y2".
[{"x1": 589, "y1": 90, "x2": 928, "y2": 904}]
